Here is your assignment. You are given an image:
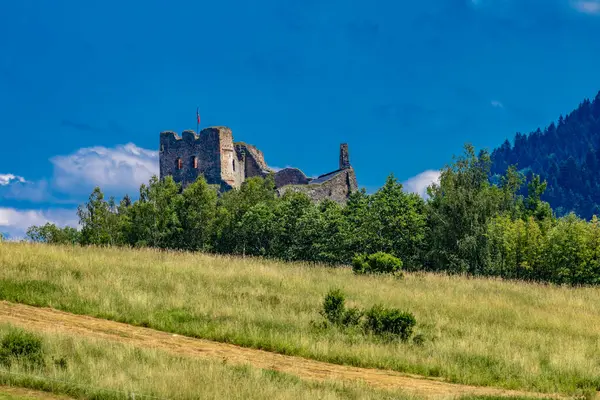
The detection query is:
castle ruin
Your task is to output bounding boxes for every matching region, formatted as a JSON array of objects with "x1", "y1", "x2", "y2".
[{"x1": 159, "y1": 126, "x2": 358, "y2": 203}]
